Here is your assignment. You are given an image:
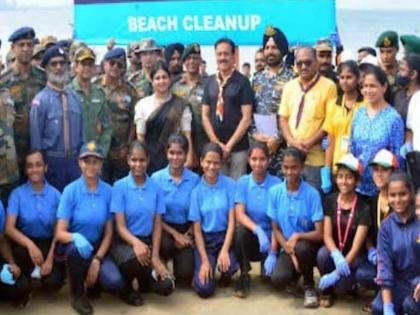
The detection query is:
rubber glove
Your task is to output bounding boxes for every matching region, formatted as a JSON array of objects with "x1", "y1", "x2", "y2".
[
  {"x1": 367, "y1": 247, "x2": 377, "y2": 265},
  {"x1": 31, "y1": 265, "x2": 41, "y2": 279},
  {"x1": 0, "y1": 264, "x2": 15, "y2": 285},
  {"x1": 263, "y1": 251, "x2": 278, "y2": 277},
  {"x1": 253, "y1": 225, "x2": 270, "y2": 254},
  {"x1": 321, "y1": 136, "x2": 329, "y2": 151},
  {"x1": 383, "y1": 303, "x2": 396, "y2": 315},
  {"x1": 331, "y1": 249, "x2": 351, "y2": 277},
  {"x1": 320, "y1": 166, "x2": 333, "y2": 194},
  {"x1": 71, "y1": 233, "x2": 93, "y2": 259},
  {"x1": 400, "y1": 142, "x2": 413, "y2": 159},
  {"x1": 319, "y1": 270, "x2": 340, "y2": 290}
]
